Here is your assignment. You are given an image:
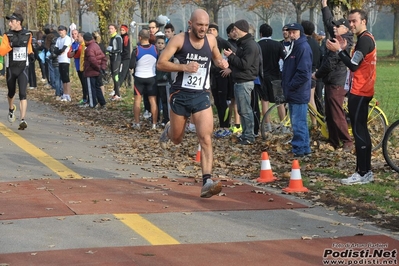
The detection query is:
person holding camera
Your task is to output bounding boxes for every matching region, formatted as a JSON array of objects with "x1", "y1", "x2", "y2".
[
  {"x1": 312, "y1": 0, "x2": 354, "y2": 152},
  {"x1": 327, "y1": 7, "x2": 377, "y2": 185}
]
